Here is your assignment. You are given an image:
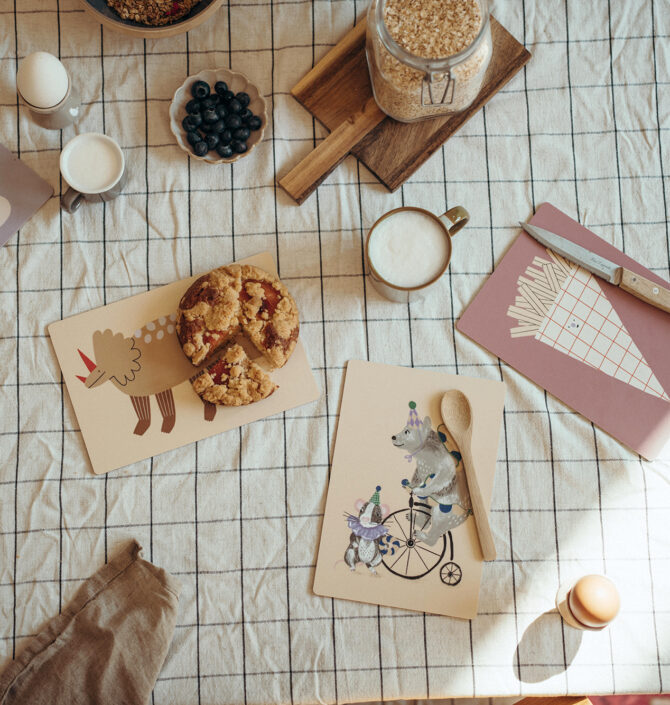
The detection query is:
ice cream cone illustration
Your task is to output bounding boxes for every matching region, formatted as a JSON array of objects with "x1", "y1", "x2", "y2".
[
  {"x1": 75, "y1": 314, "x2": 217, "y2": 436},
  {"x1": 507, "y1": 249, "x2": 669, "y2": 402}
]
